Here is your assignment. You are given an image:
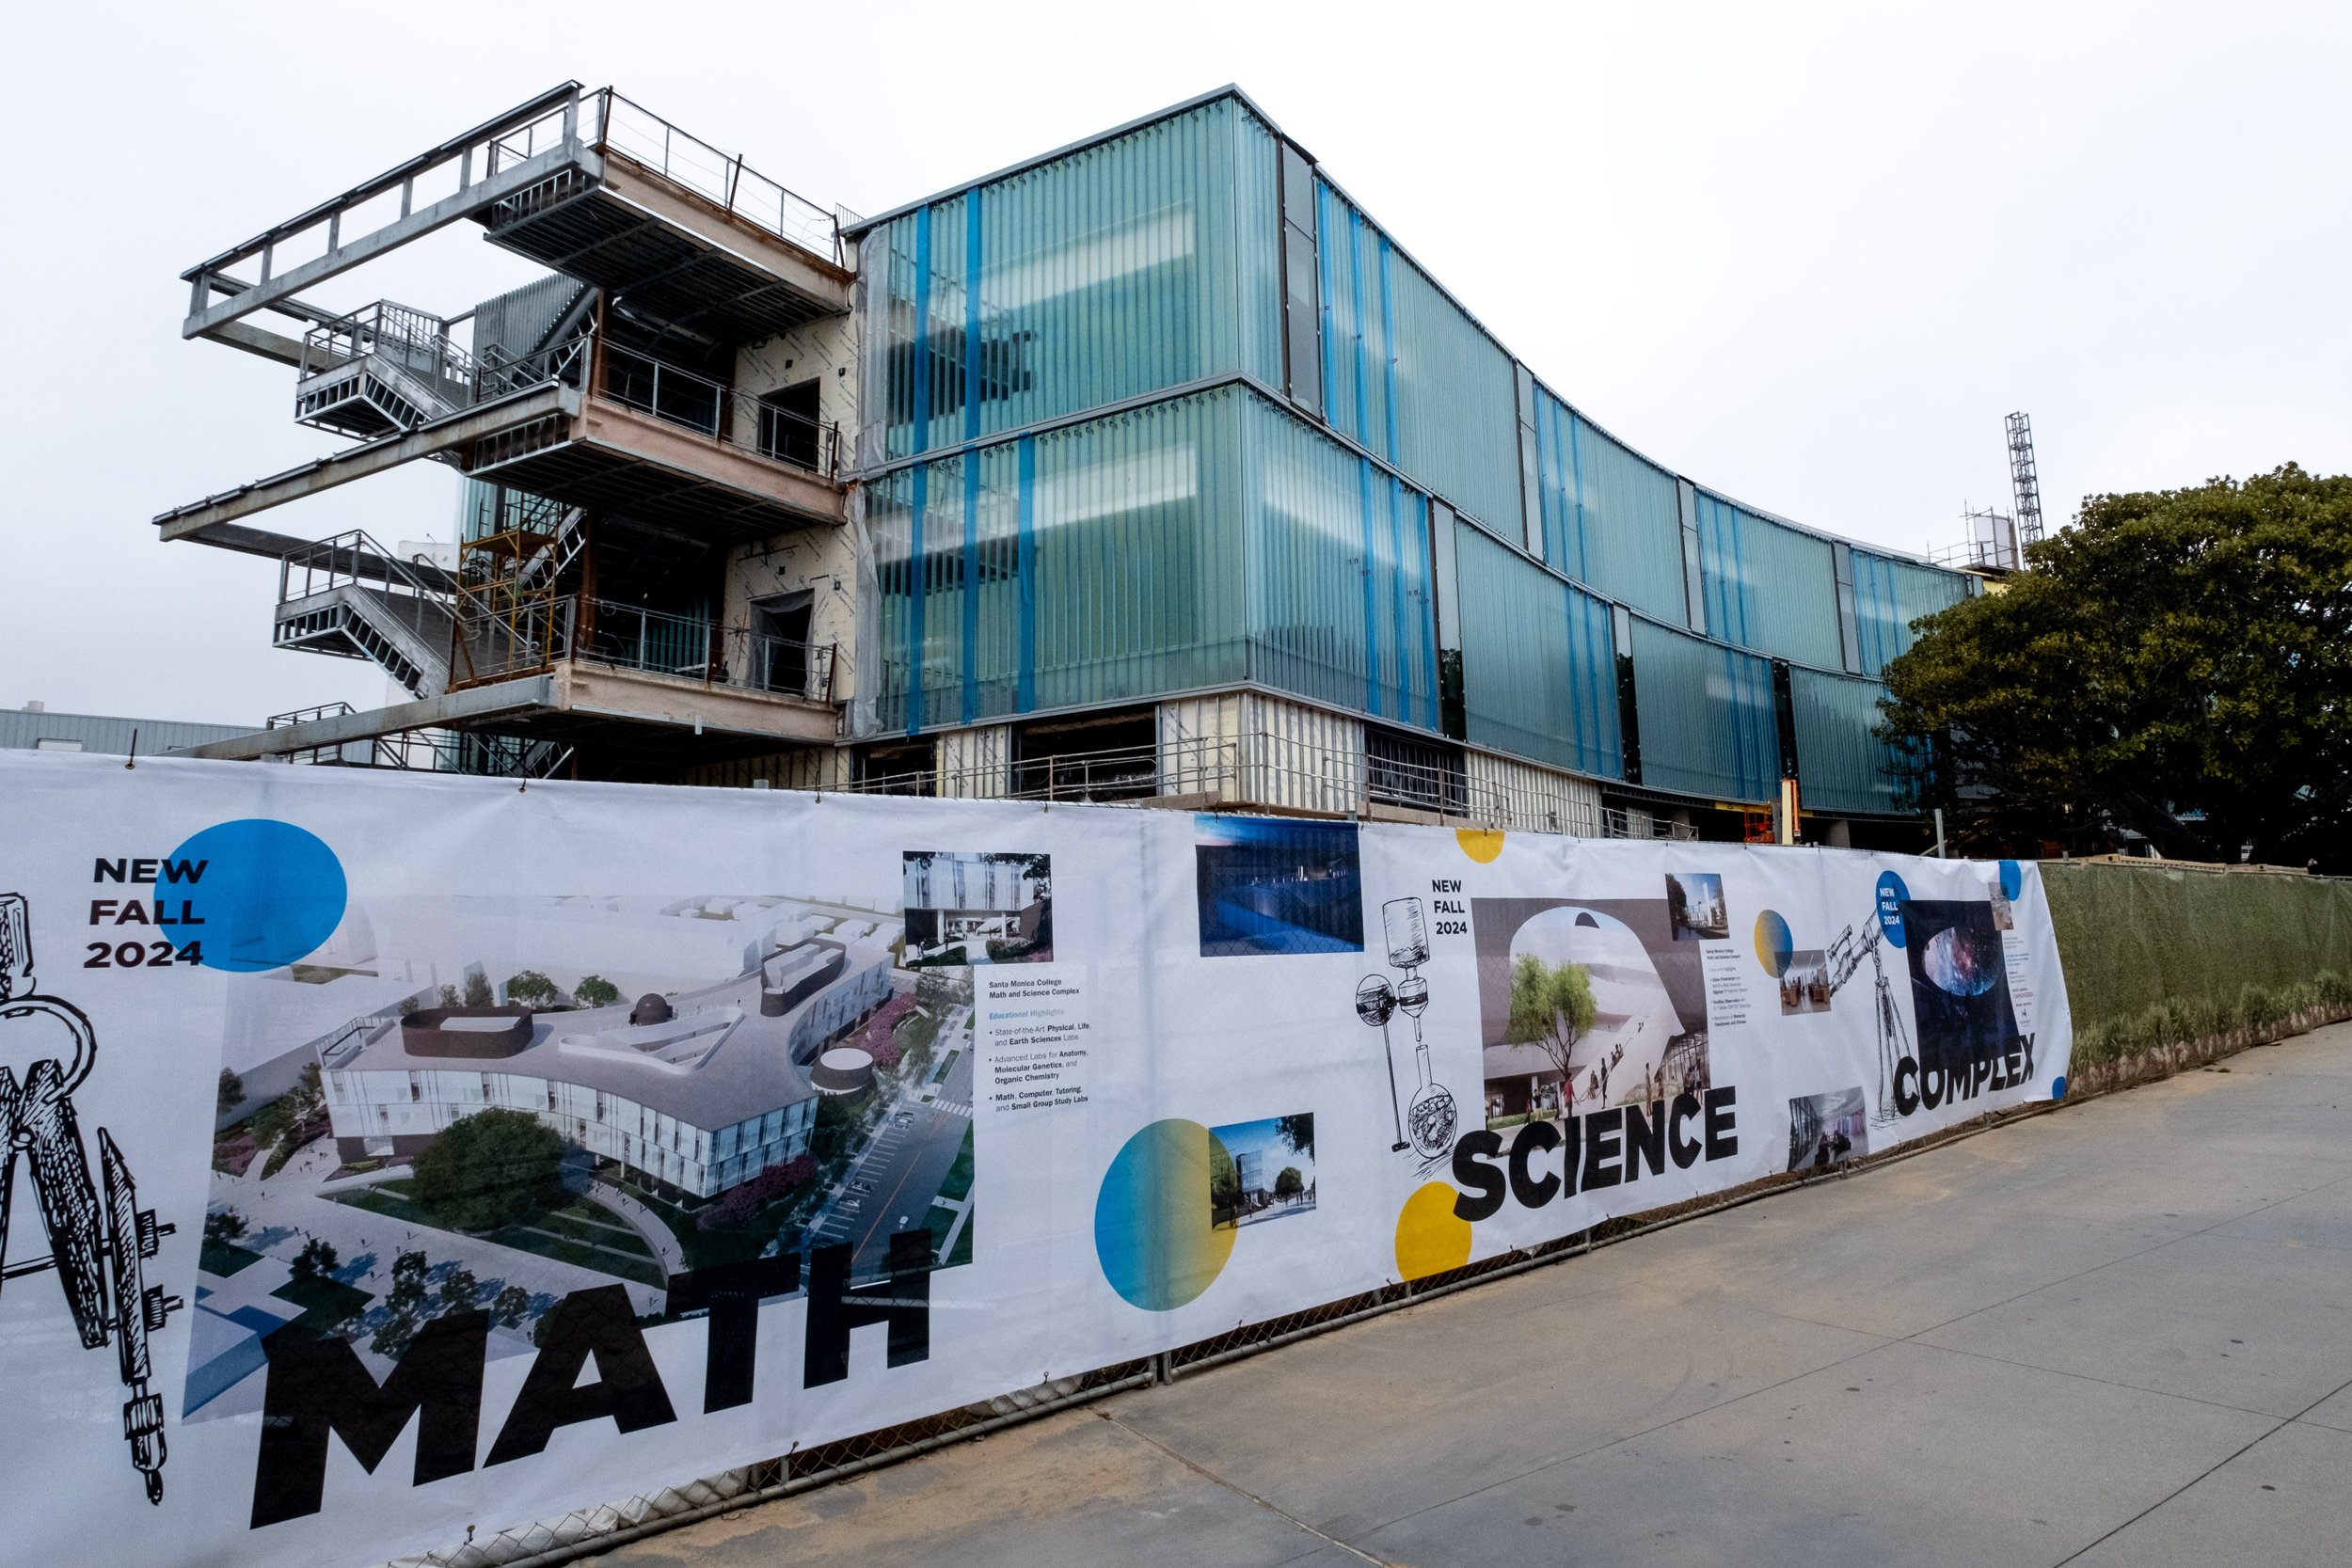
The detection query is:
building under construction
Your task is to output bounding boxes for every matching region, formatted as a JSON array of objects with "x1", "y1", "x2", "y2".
[{"x1": 158, "y1": 84, "x2": 1979, "y2": 846}]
